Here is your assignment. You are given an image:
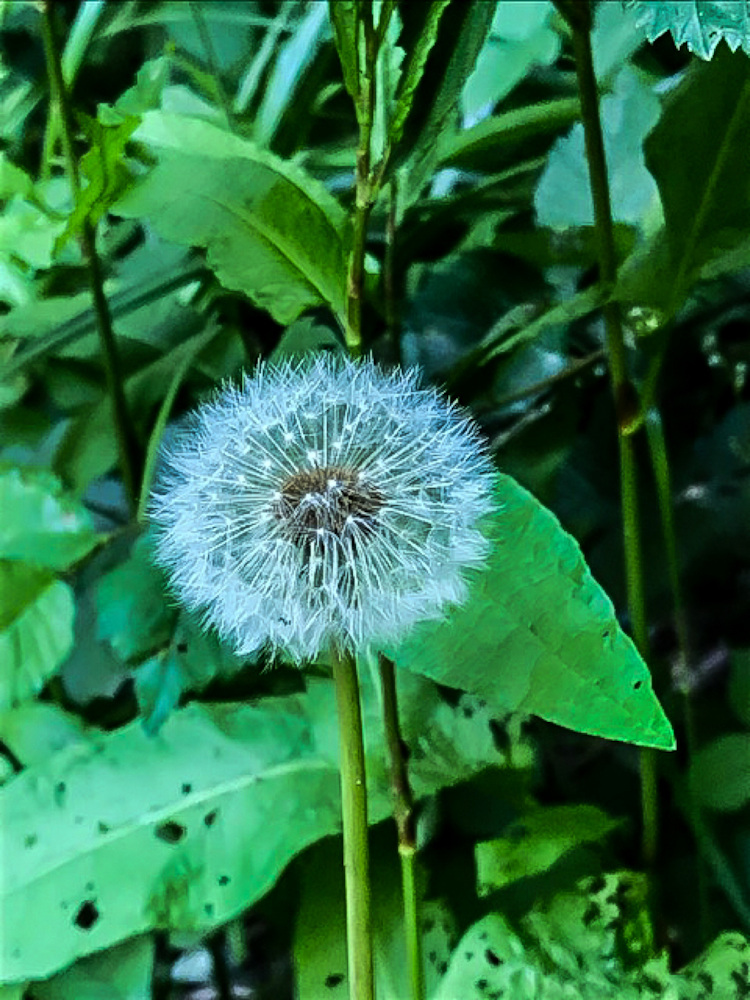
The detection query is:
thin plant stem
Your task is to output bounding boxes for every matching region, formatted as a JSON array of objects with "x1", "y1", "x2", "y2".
[
  {"x1": 645, "y1": 409, "x2": 711, "y2": 943},
  {"x1": 345, "y1": 5, "x2": 377, "y2": 355},
  {"x1": 563, "y1": 3, "x2": 659, "y2": 868},
  {"x1": 40, "y1": 1, "x2": 140, "y2": 515},
  {"x1": 189, "y1": 1, "x2": 235, "y2": 129},
  {"x1": 379, "y1": 655, "x2": 424, "y2": 1000},
  {"x1": 331, "y1": 646, "x2": 374, "y2": 1000}
]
